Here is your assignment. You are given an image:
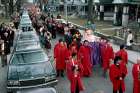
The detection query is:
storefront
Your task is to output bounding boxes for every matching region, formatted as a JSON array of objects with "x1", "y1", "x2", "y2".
[{"x1": 94, "y1": 0, "x2": 114, "y2": 21}]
